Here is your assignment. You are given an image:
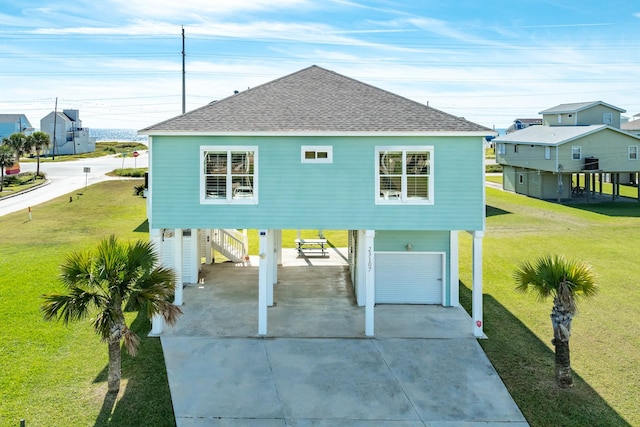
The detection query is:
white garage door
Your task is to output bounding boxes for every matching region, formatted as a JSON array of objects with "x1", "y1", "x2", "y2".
[{"x1": 375, "y1": 252, "x2": 444, "y2": 304}]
